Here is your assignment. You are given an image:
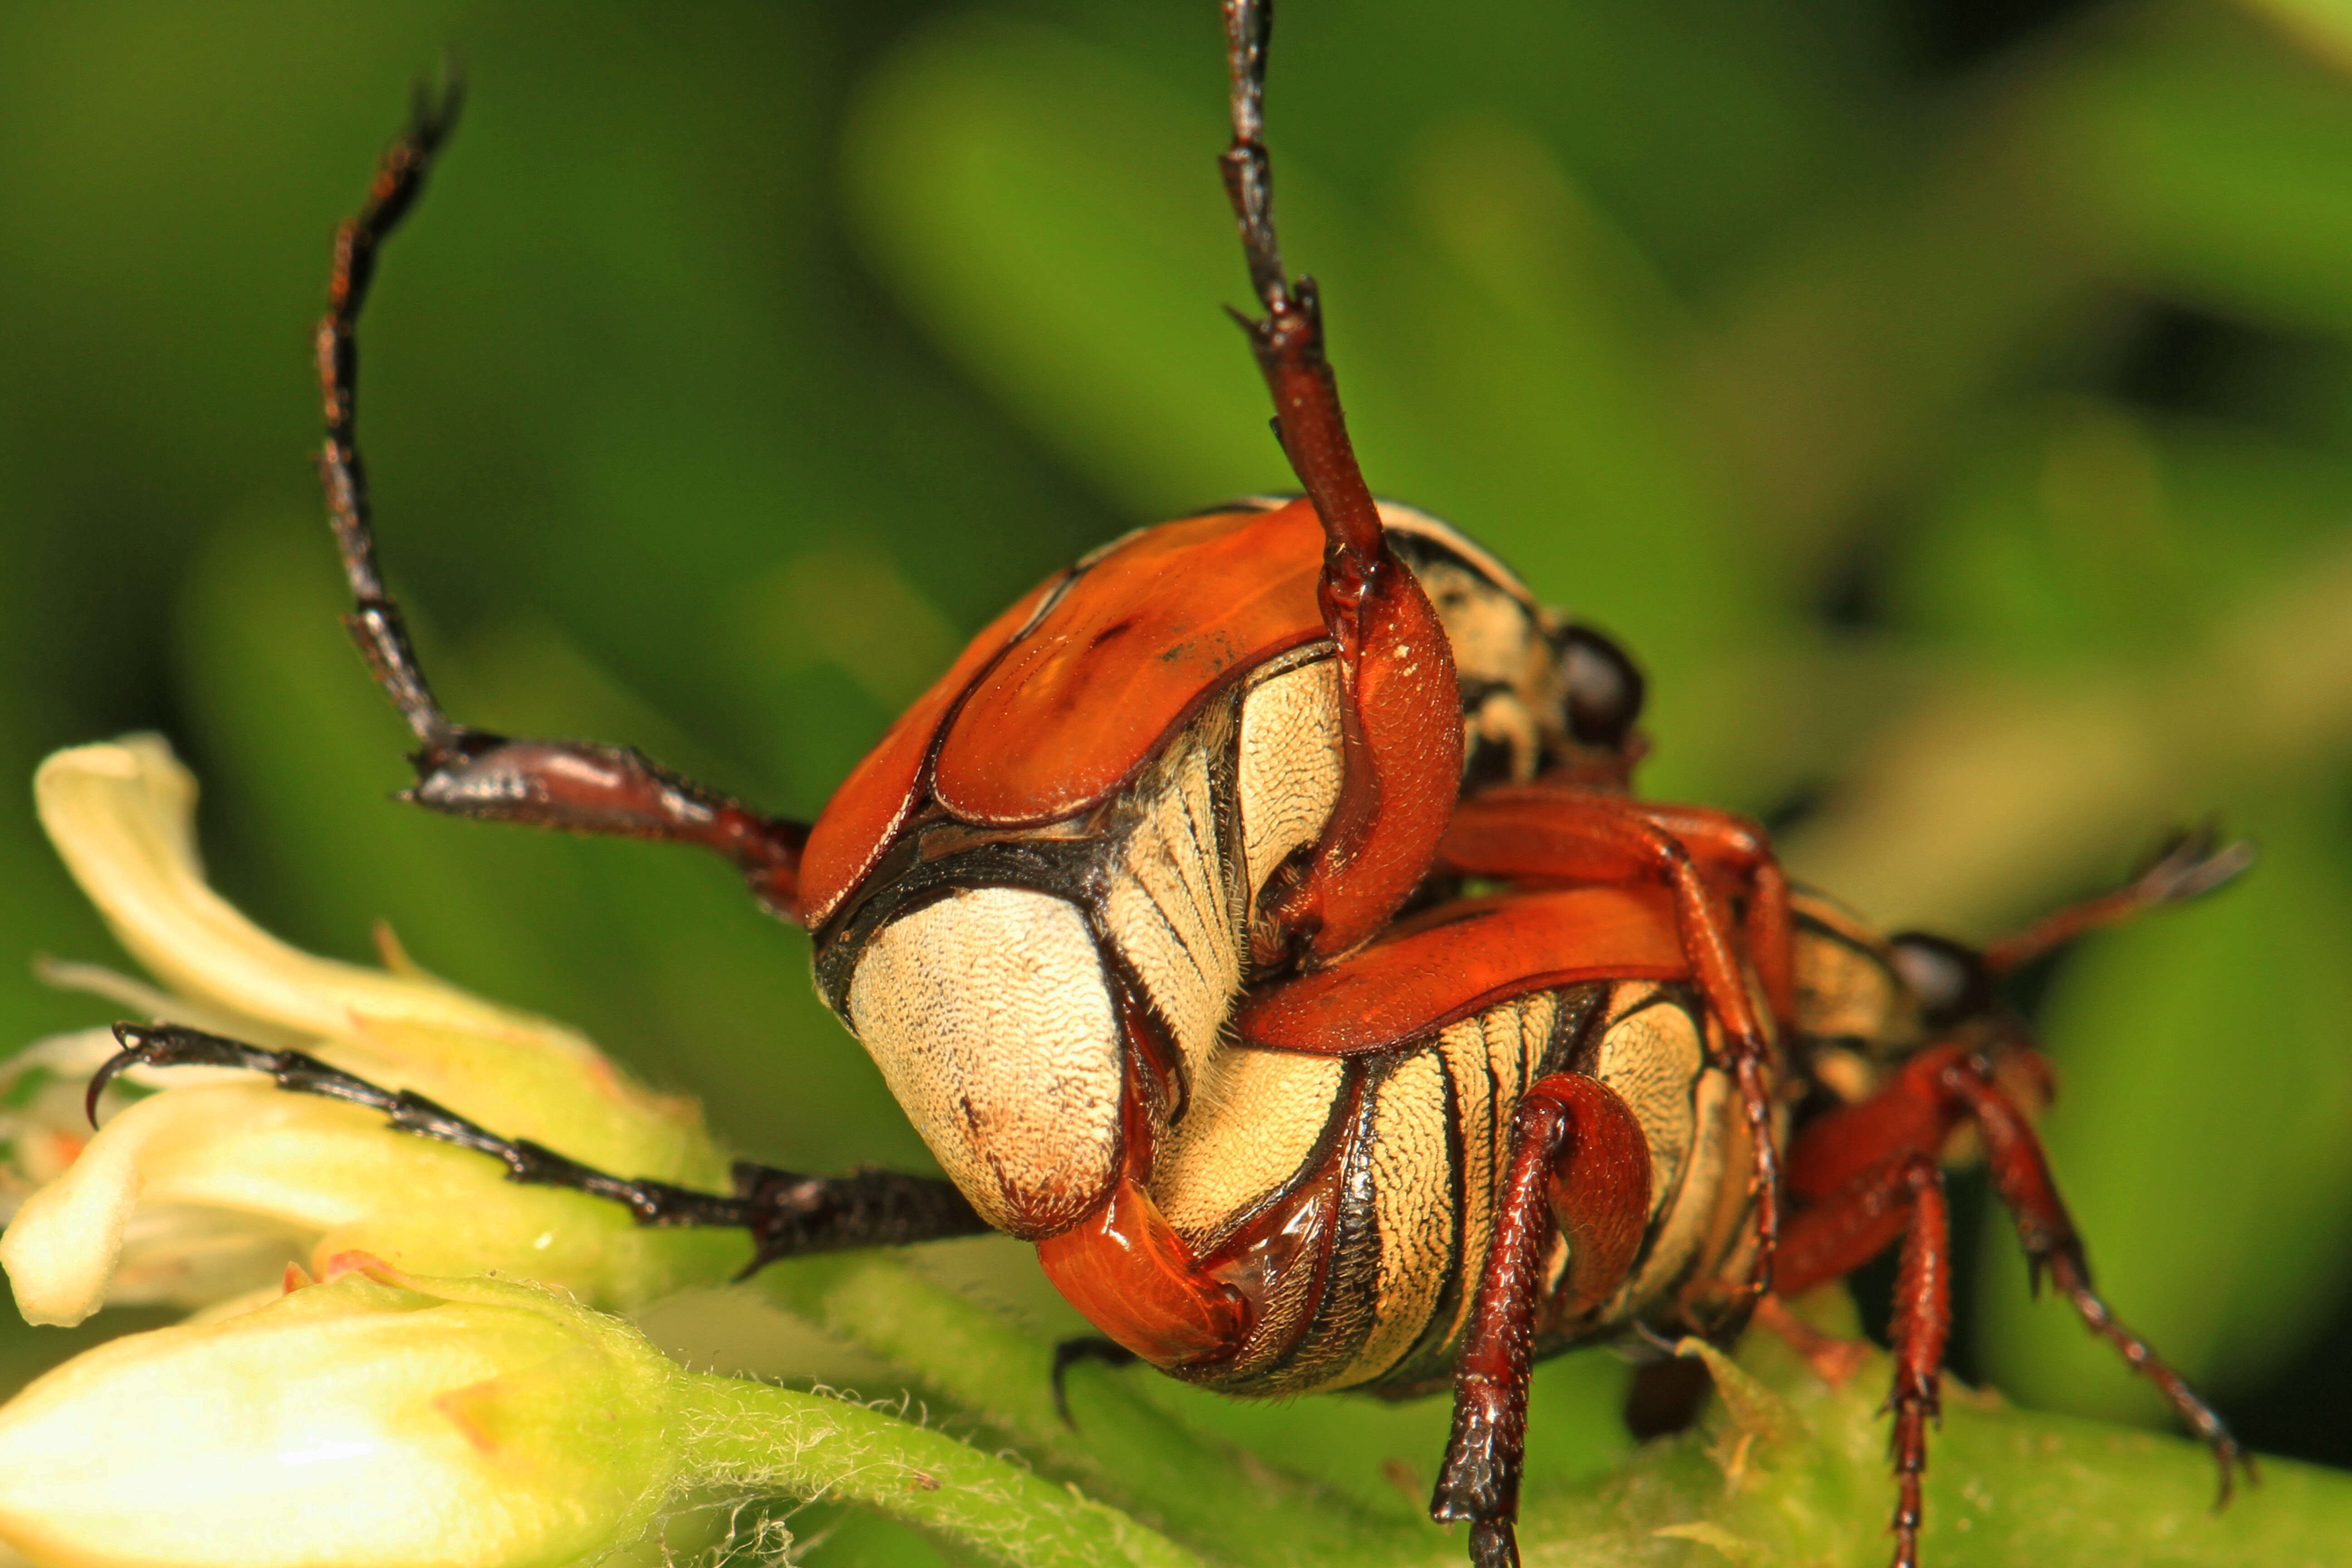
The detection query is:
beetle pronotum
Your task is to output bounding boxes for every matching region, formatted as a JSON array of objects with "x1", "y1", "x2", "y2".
[{"x1": 94, "y1": 6, "x2": 2253, "y2": 1566}]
